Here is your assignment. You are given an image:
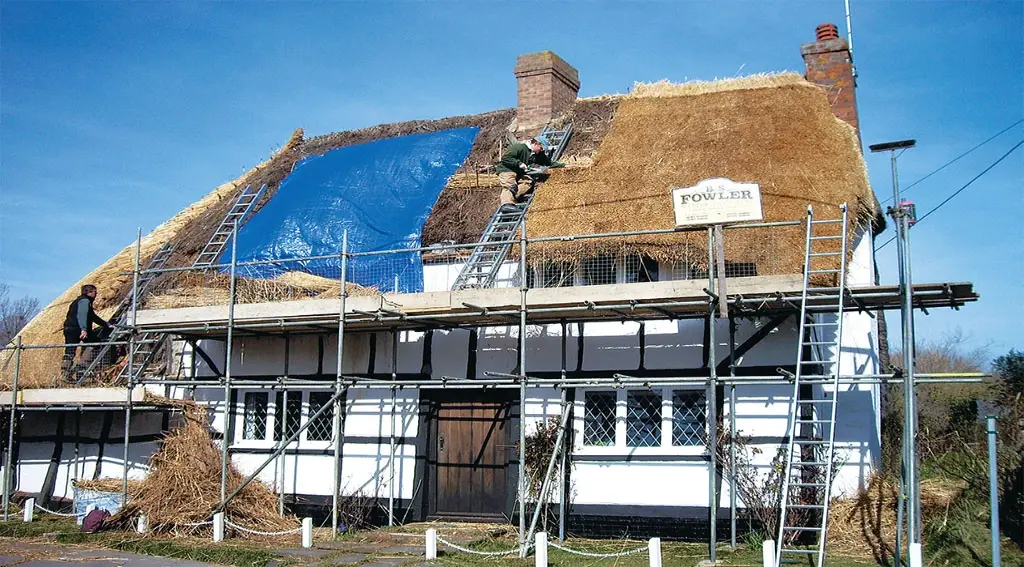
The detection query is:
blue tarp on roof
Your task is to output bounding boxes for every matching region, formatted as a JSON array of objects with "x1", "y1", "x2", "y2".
[{"x1": 223, "y1": 127, "x2": 479, "y2": 293}]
